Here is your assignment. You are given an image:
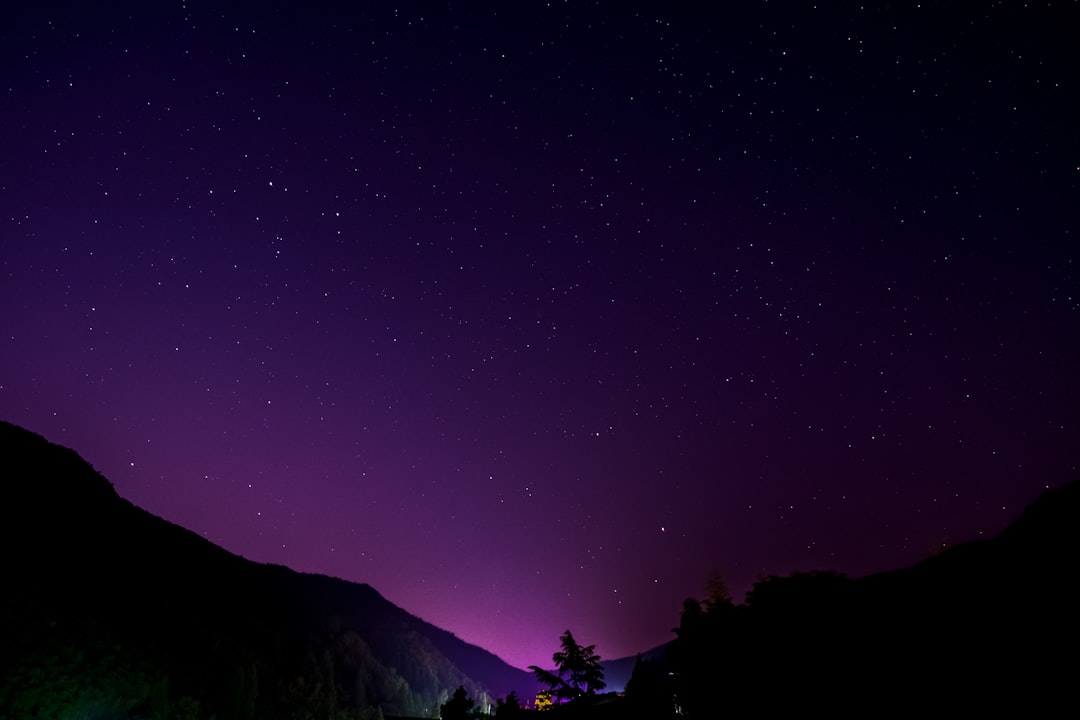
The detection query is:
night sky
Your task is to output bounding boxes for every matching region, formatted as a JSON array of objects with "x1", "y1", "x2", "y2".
[{"x1": 3, "y1": 1, "x2": 1078, "y2": 670}]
